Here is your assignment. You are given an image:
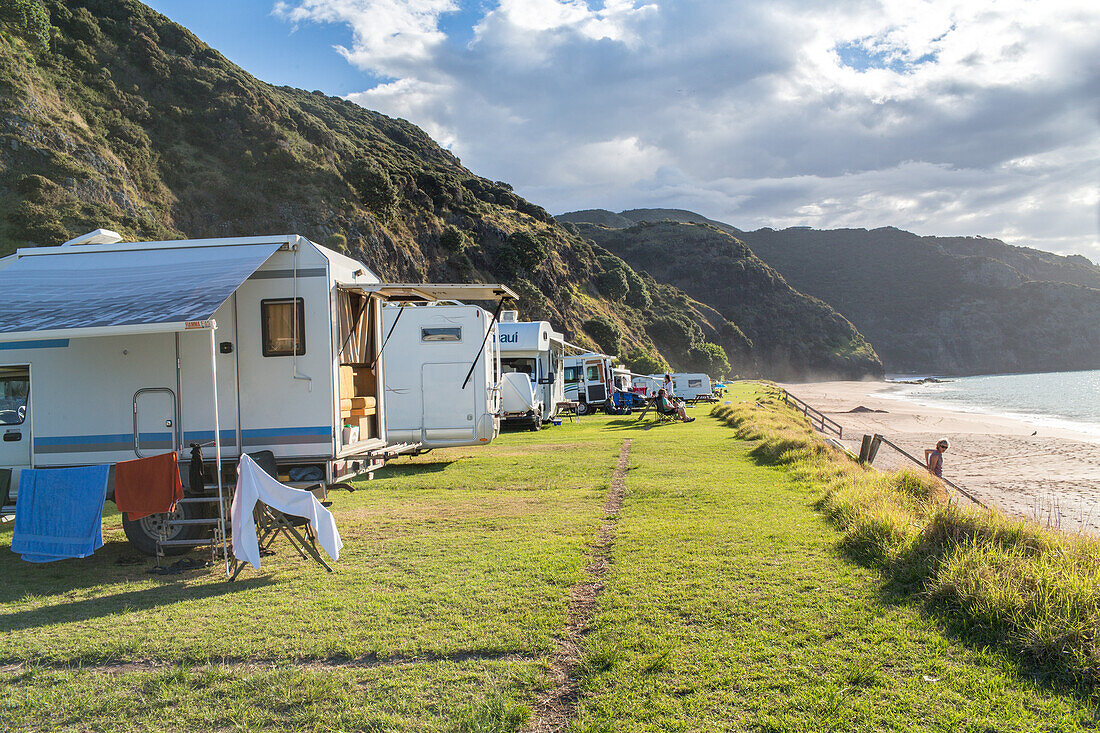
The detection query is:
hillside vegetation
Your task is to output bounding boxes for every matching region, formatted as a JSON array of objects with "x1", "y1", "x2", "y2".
[
  {"x1": 0, "y1": 0, "x2": 740, "y2": 375},
  {"x1": 565, "y1": 219, "x2": 883, "y2": 379},
  {"x1": 566, "y1": 209, "x2": 1100, "y2": 375}
]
